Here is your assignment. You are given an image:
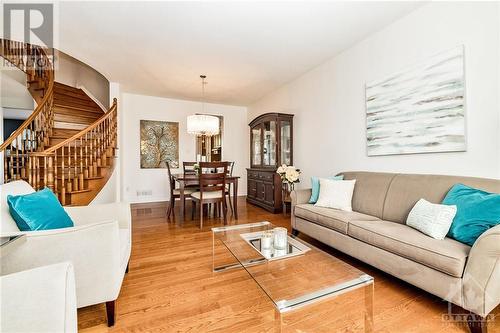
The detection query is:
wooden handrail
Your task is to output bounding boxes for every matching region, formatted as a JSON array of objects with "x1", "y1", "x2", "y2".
[
  {"x1": 0, "y1": 77, "x2": 54, "y2": 151},
  {"x1": 1, "y1": 39, "x2": 55, "y2": 185},
  {"x1": 43, "y1": 98, "x2": 117, "y2": 153},
  {"x1": 0, "y1": 40, "x2": 54, "y2": 151}
]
